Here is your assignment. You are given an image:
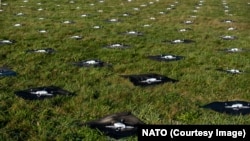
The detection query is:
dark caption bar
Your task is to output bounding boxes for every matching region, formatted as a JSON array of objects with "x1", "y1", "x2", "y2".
[{"x1": 137, "y1": 125, "x2": 250, "y2": 141}]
